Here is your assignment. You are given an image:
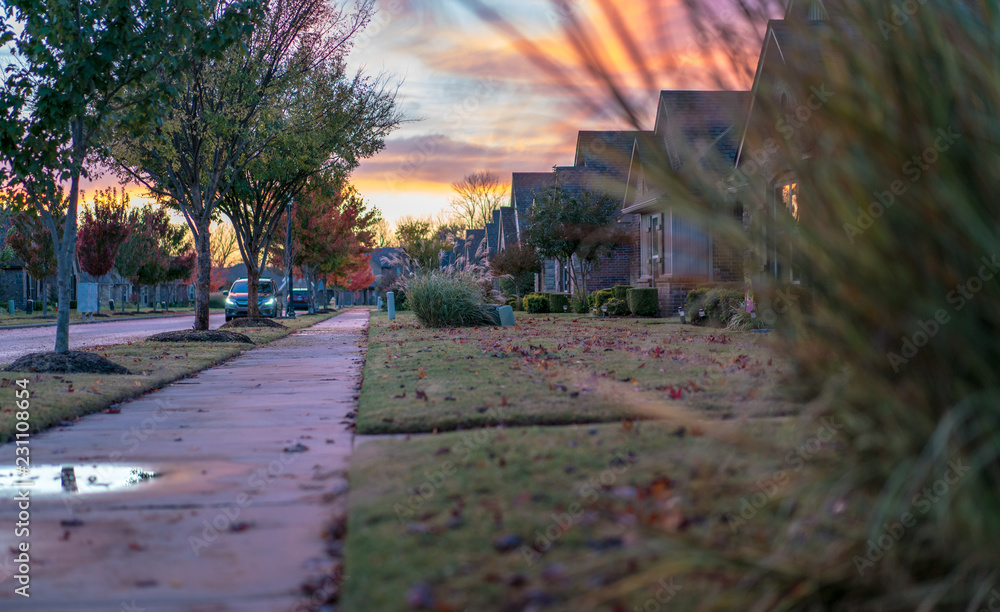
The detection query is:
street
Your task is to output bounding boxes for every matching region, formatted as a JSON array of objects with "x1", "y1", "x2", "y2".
[{"x1": 0, "y1": 313, "x2": 226, "y2": 365}]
